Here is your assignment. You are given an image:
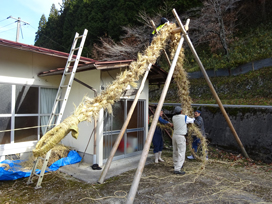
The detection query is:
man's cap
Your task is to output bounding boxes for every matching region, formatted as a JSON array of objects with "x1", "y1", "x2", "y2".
[
  {"x1": 195, "y1": 110, "x2": 201, "y2": 114},
  {"x1": 161, "y1": 17, "x2": 169, "y2": 25},
  {"x1": 174, "y1": 106, "x2": 182, "y2": 114}
]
